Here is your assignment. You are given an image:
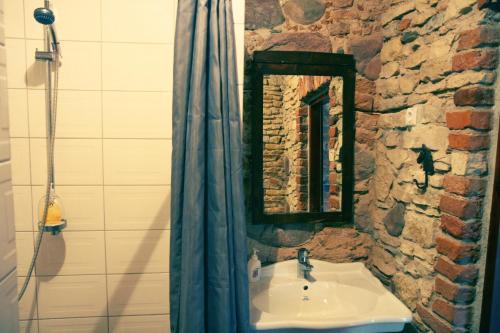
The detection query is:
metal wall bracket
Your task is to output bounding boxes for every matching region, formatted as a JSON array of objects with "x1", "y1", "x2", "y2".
[
  {"x1": 413, "y1": 144, "x2": 435, "y2": 192},
  {"x1": 35, "y1": 49, "x2": 54, "y2": 61}
]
